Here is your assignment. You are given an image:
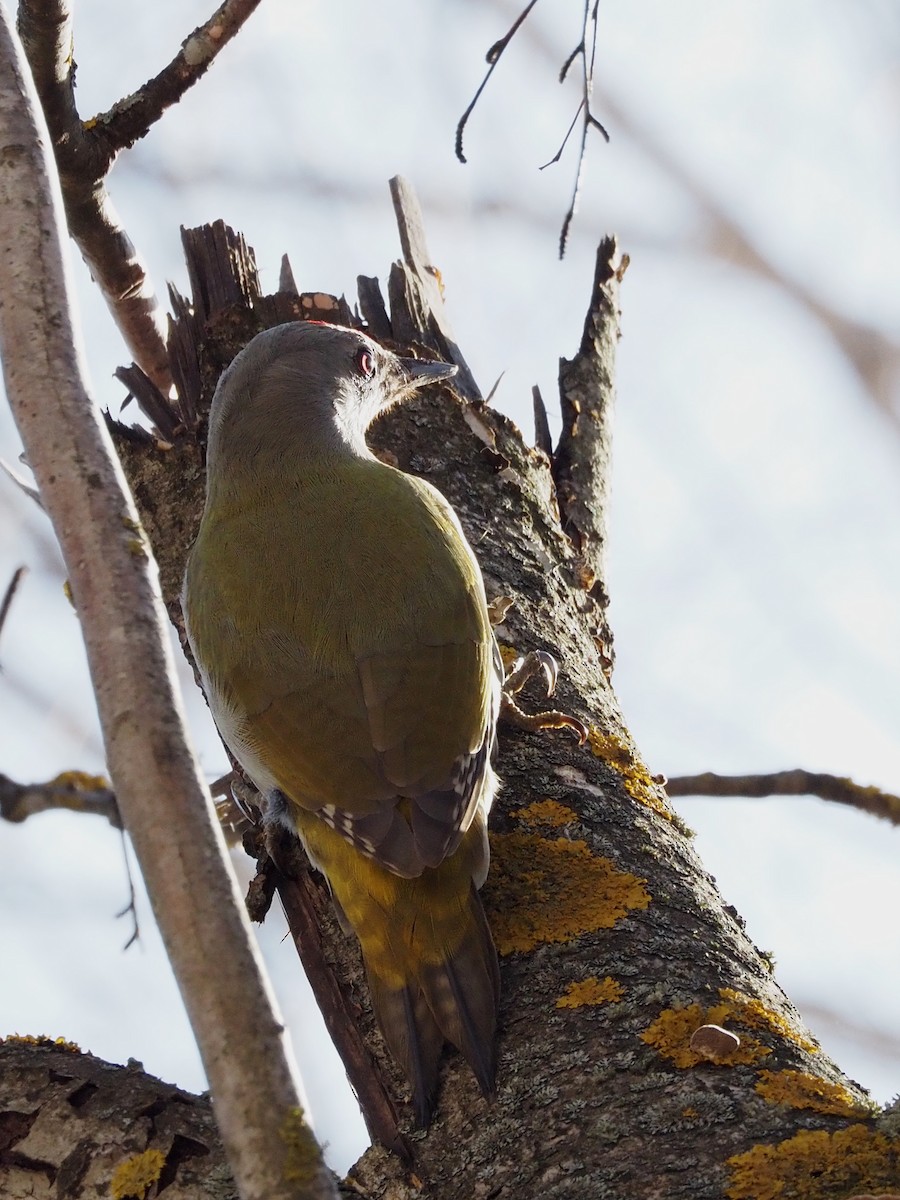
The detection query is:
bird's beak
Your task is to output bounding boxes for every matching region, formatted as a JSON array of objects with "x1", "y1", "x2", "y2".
[{"x1": 398, "y1": 356, "x2": 458, "y2": 390}]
